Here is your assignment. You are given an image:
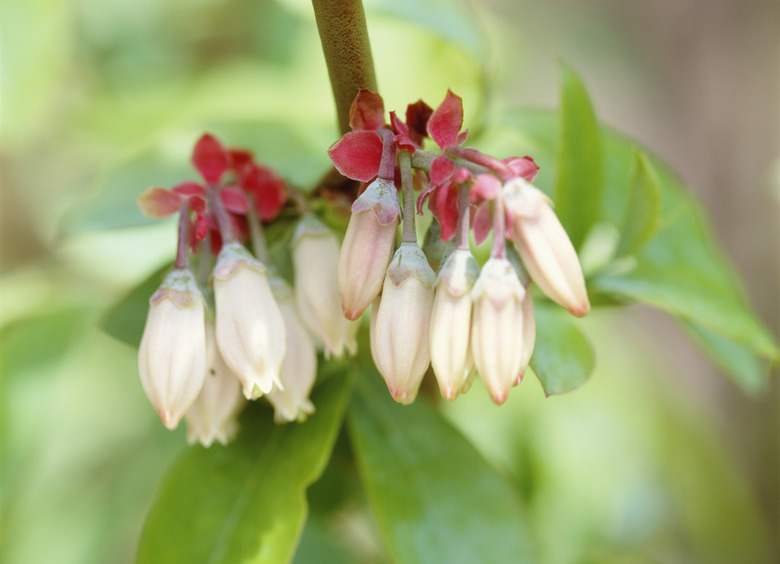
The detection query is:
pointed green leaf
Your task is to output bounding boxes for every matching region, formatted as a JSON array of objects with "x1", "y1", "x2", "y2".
[
  {"x1": 135, "y1": 366, "x2": 354, "y2": 564},
  {"x1": 347, "y1": 372, "x2": 533, "y2": 564},
  {"x1": 615, "y1": 149, "x2": 661, "y2": 256},
  {"x1": 530, "y1": 304, "x2": 595, "y2": 396},
  {"x1": 554, "y1": 63, "x2": 604, "y2": 250},
  {"x1": 101, "y1": 263, "x2": 171, "y2": 348}
]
